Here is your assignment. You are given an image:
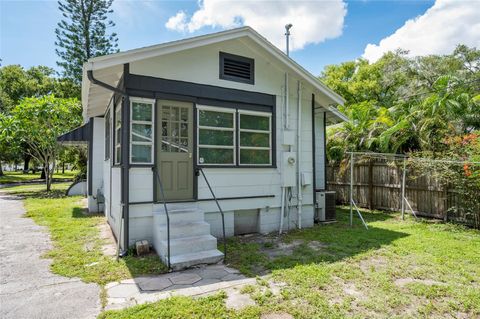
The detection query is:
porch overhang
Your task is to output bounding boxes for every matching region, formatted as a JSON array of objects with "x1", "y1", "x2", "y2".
[{"x1": 57, "y1": 122, "x2": 91, "y2": 145}]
